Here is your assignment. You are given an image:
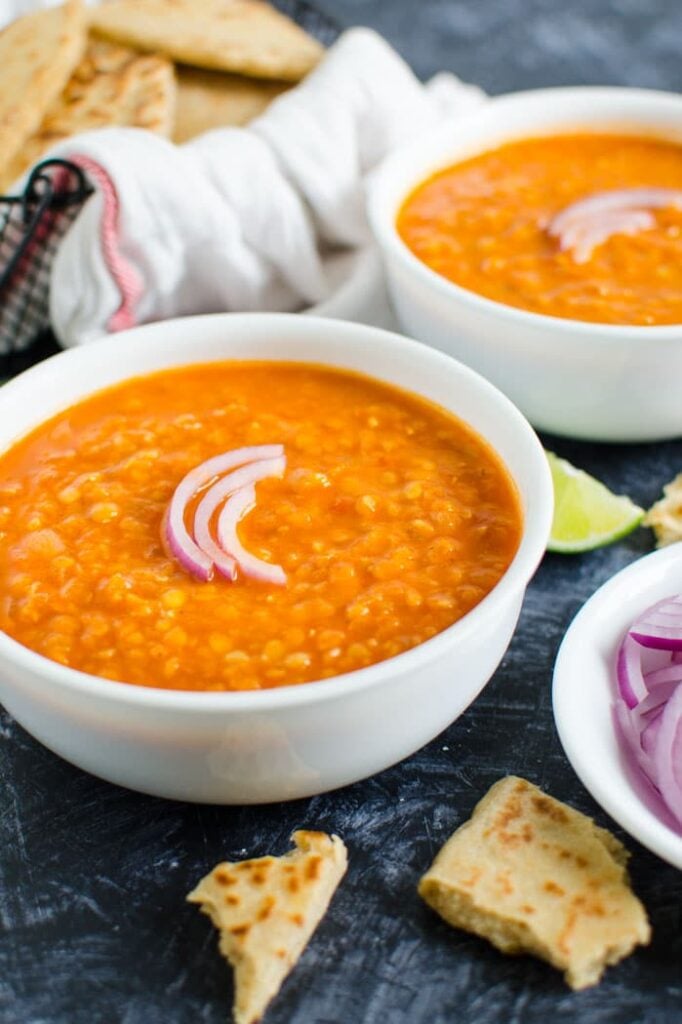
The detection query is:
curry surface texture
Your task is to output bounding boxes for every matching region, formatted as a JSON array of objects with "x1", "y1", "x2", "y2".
[
  {"x1": 397, "y1": 133, "x2": 682, "y2": 326},
  {"x1": 0, "y1": 362, "x2": 522, "y2": 691}
]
